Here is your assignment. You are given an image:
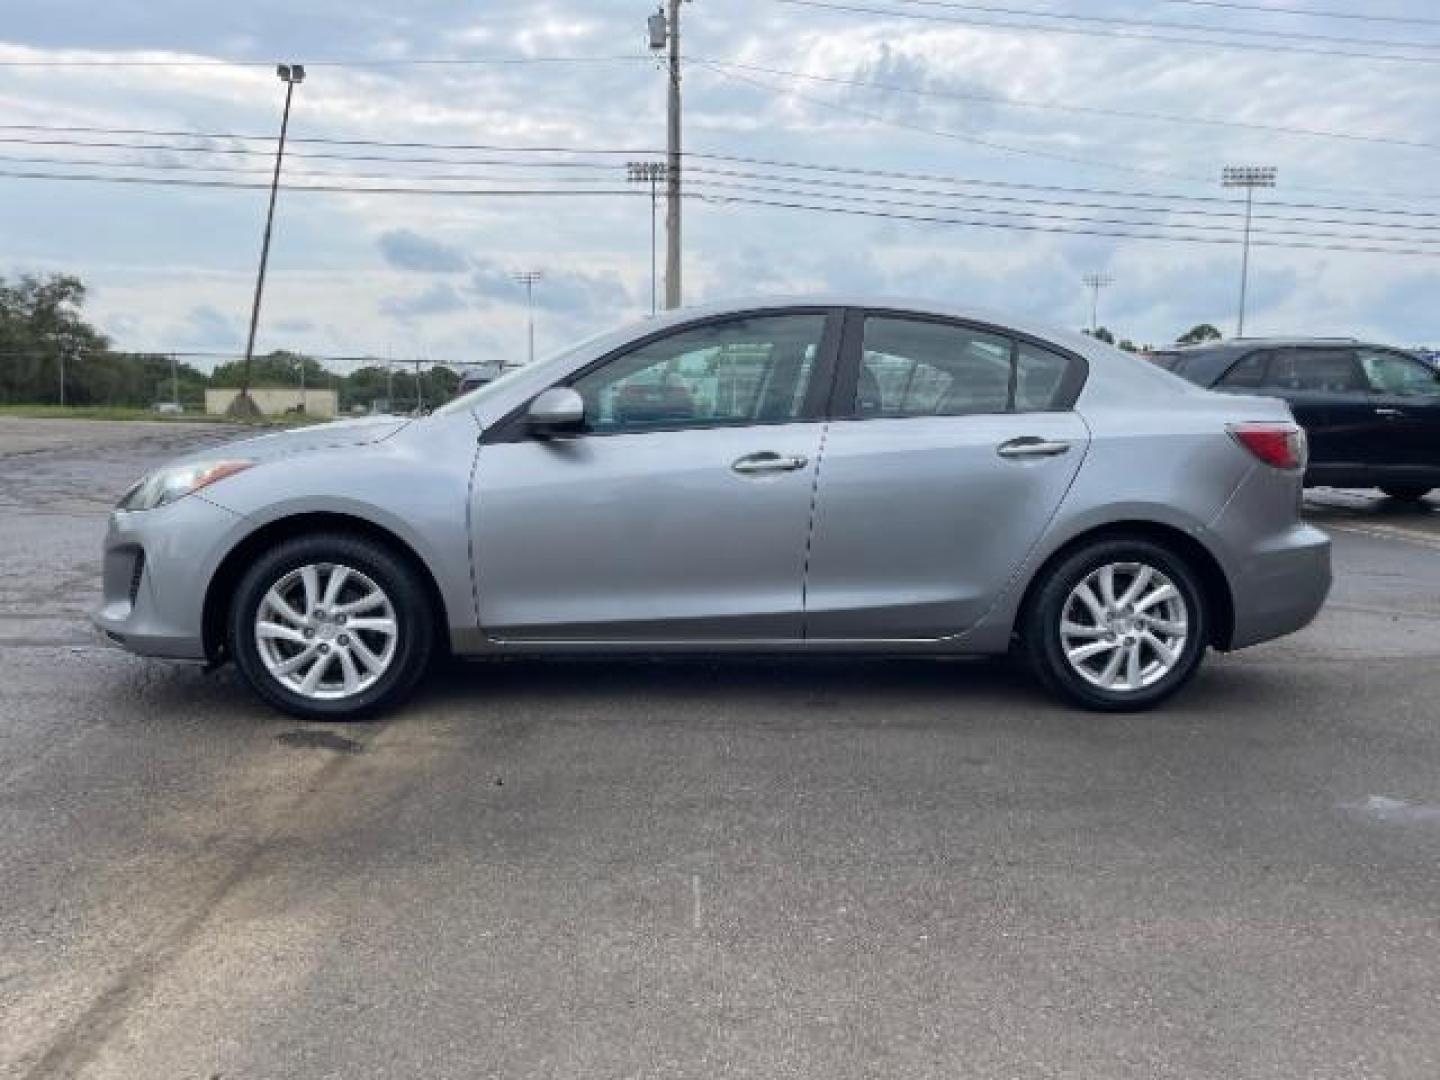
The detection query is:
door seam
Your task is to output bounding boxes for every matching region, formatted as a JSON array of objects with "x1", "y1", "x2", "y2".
[{"x1": 799, "y1": 421, "x2": 831, "y2": 641}]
